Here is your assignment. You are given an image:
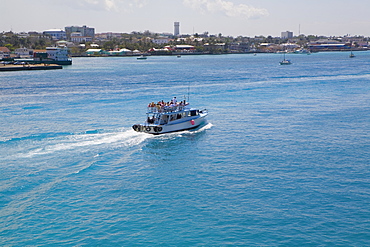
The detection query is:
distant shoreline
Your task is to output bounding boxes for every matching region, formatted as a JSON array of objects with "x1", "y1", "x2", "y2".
[{"x1": 71, "y1": 49, "x2": 368, "y2": 58}]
